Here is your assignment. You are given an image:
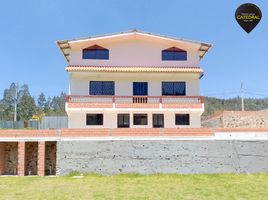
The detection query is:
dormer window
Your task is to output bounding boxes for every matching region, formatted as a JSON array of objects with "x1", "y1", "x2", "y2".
[
  {"x1": 162, "y1": 47, "x2": 187, "y2": 61},
  {"x1": 82, "y1": 45, "x2": 109, "y2": 60}
]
